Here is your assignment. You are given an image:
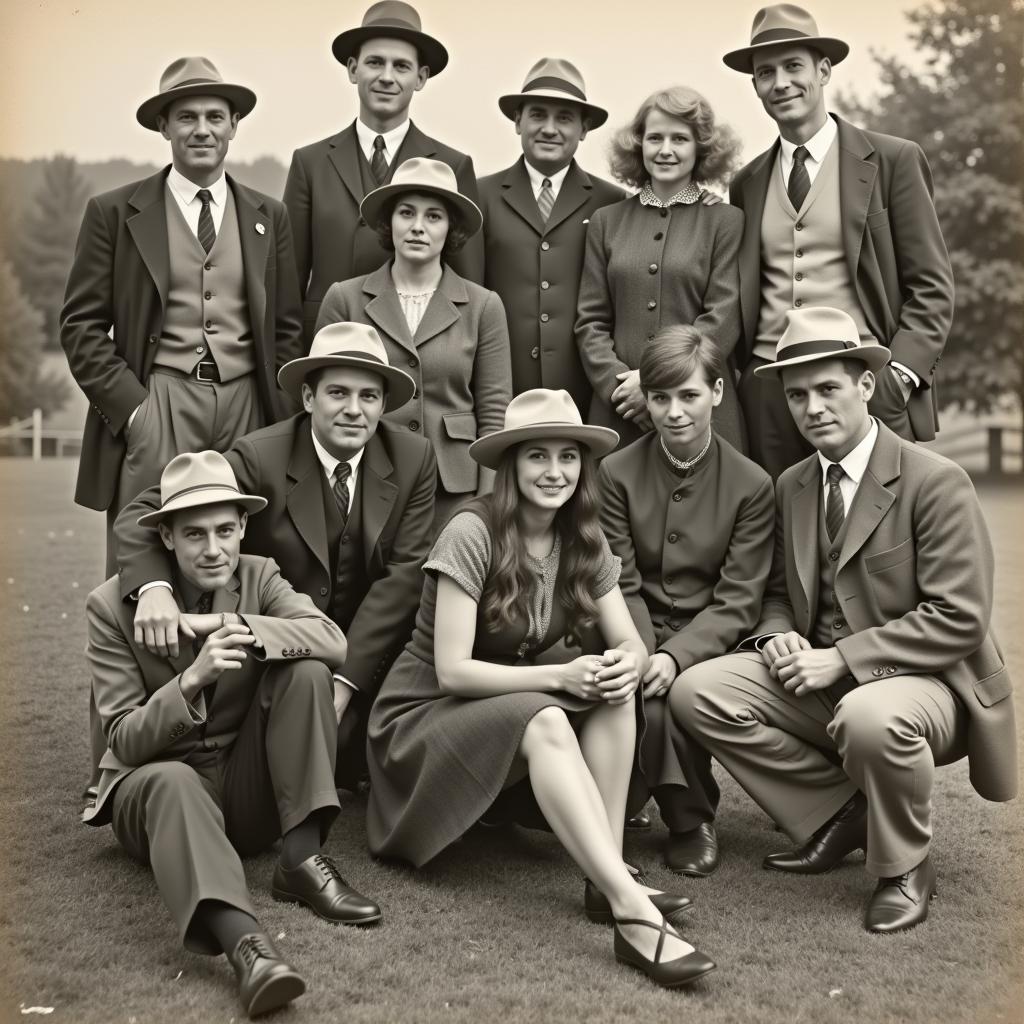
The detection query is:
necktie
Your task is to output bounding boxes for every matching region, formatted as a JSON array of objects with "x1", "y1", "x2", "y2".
[
  {"x1": 537, "y1": 177, "x2": 555, "y2": 223},
  {"x1": 788, "y1": 146, "x2": 810, "y2": 212},
  {"x1": 825, "y1": 463, "x2": 846, "y2": 542},
  {"x1": 333, "y1": 462, "x2": 352, "y2": 526},
  {"x1": 371, "y1": 135, "x2": 389, "y2": 186},
  {"x1": 196, "y1": 189, "x2": 216, "y2": 254},
  {"x1": 193, "y1": 590, "x2": 214, "y2": 656}
]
